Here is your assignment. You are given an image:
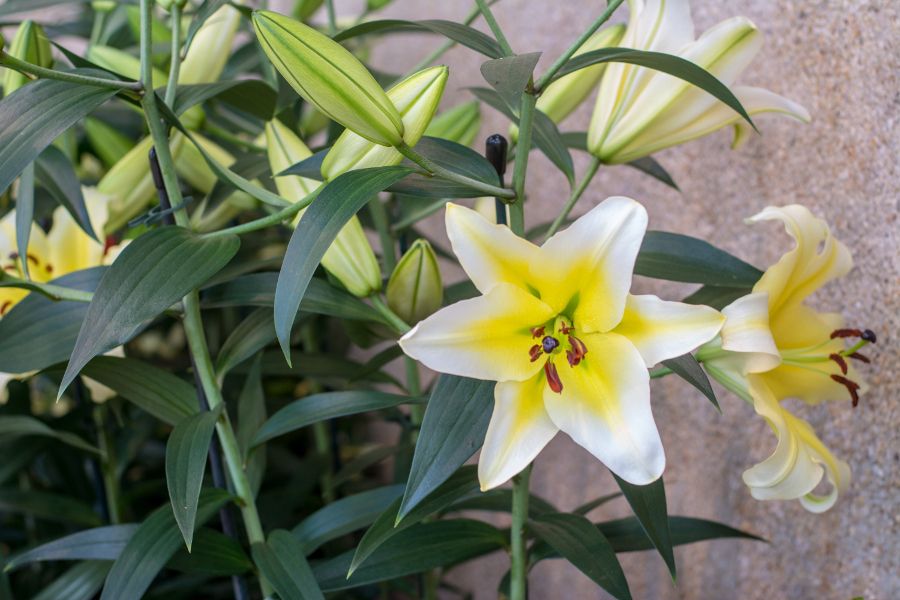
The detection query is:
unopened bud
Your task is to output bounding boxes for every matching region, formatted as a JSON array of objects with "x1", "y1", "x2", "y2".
[
  {"x1": 425, "y1": 100, "x2": 481, "y2": 147},
  {"x1": 387, "y1": 239, "x2": 443, "y2": 324},
  {"x1": 88, "y1": 45, "x2": 167, "y2": 88},
  {"x1": 91, "y1": 1, "x2": 116, "y2": 12},
  {"x1": 3, "y1": 21, "x2": 53, "y2": 95},
  {"x1": 180, "y1": 5, "x2": 241, "y2": 85}
]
